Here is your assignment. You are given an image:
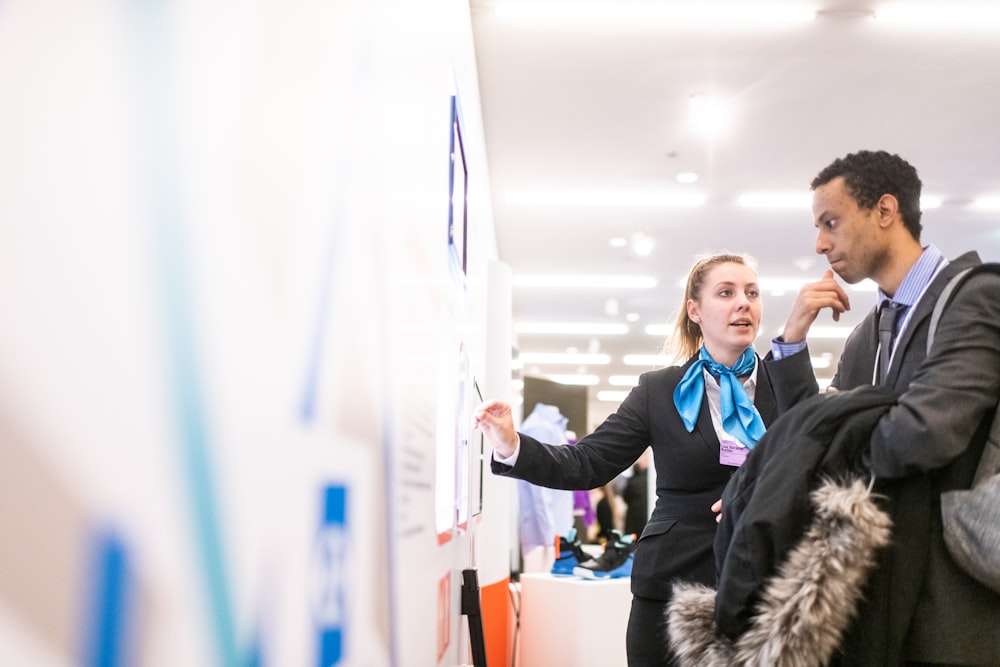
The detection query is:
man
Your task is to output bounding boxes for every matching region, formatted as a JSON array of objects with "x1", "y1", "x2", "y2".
[{"x1": 769, "y1": 150, "x2": 1000, "y2": 665}]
